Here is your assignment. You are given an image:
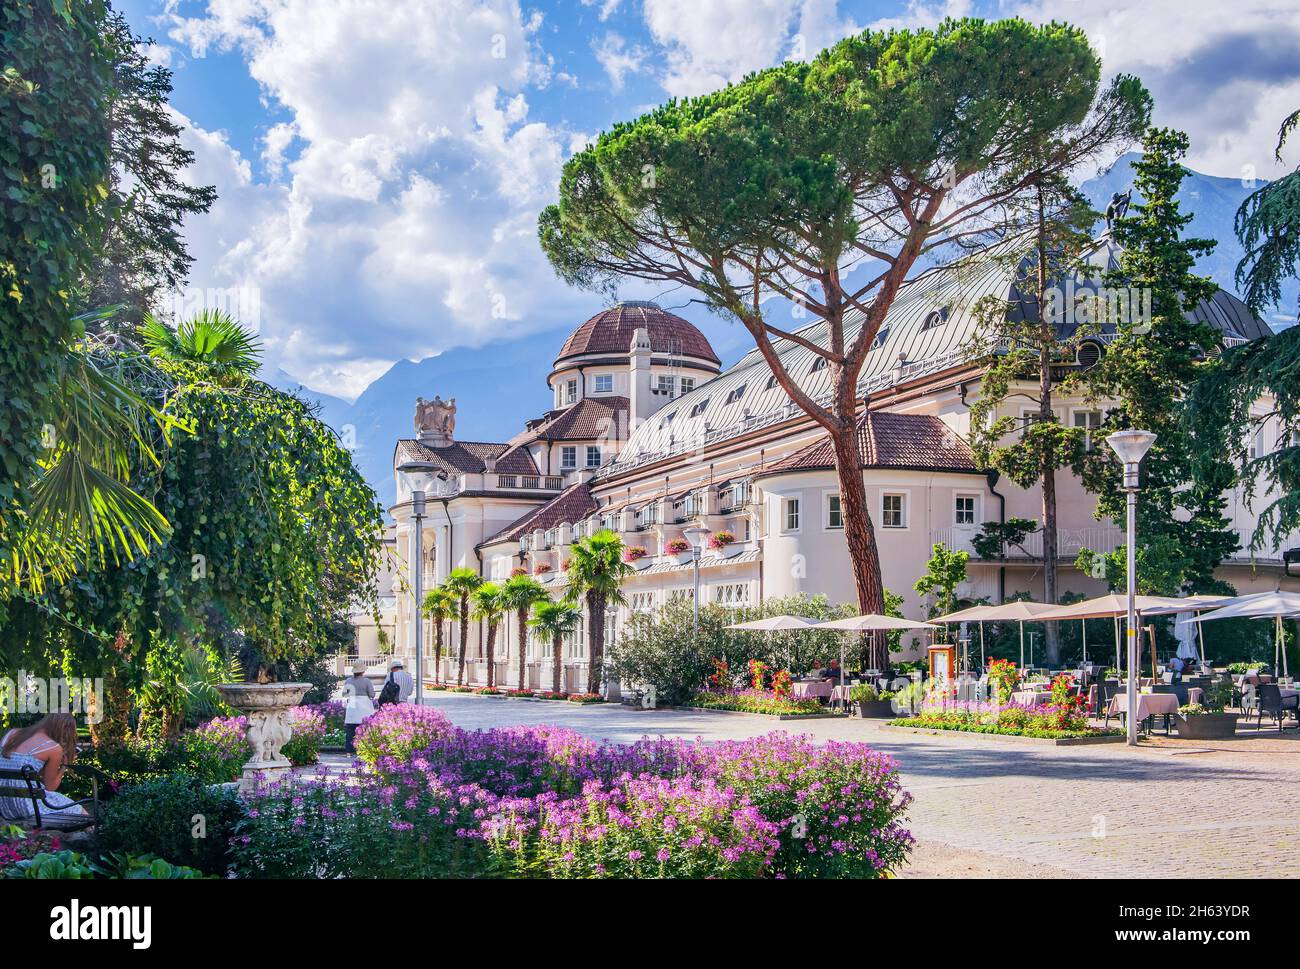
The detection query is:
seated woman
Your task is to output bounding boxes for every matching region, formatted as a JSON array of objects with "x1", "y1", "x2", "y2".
[{"x1": 0, "y1": 713, "x2": 89, "y2": 828}]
